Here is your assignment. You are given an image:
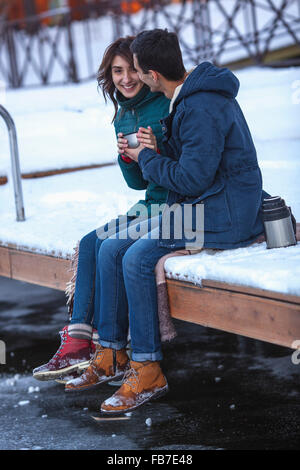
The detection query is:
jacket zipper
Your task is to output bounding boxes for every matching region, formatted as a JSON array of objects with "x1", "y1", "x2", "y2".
[{"x1": 132, "y1": 108, "x2": 139, "y2": 132}]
